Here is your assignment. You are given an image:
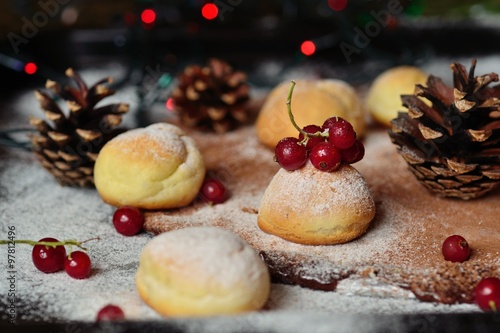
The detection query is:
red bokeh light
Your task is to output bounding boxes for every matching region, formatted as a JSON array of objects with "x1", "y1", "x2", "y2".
[
  {"x1": 141, "y1": 9, "x2": 156, "y2": 24},
  {"x1": 202, "y1": 3, "x2": 219, "y2": 20},
  {"x1": 328, "y1": 0, "x2": 348, "y2": 12},
  {"x1": 300, "y1": 41, "x2": 316, "y2": 56},
  {"x1": 165, "y1": 98, "x2": 175, "y2": 111},
  {"x1": 24, "y1": 62, "x2": 37, "y2": 75}
]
